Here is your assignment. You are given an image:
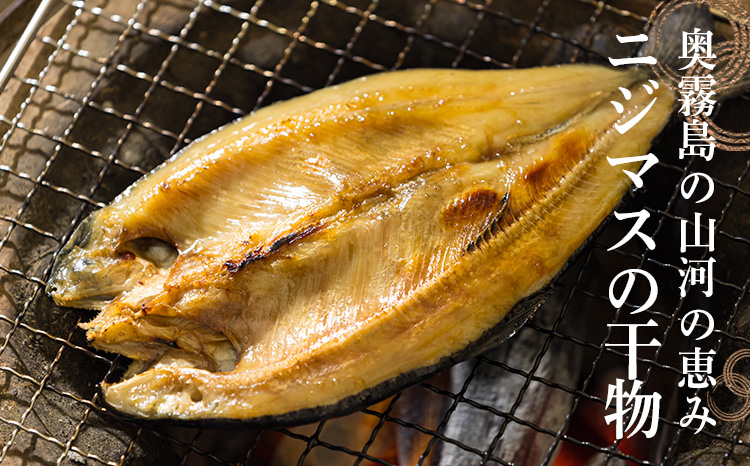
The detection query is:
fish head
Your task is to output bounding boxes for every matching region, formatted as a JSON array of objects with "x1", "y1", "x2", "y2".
[{"x1": 46, "y1": 210, "x2": 178, "y2": 310}]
